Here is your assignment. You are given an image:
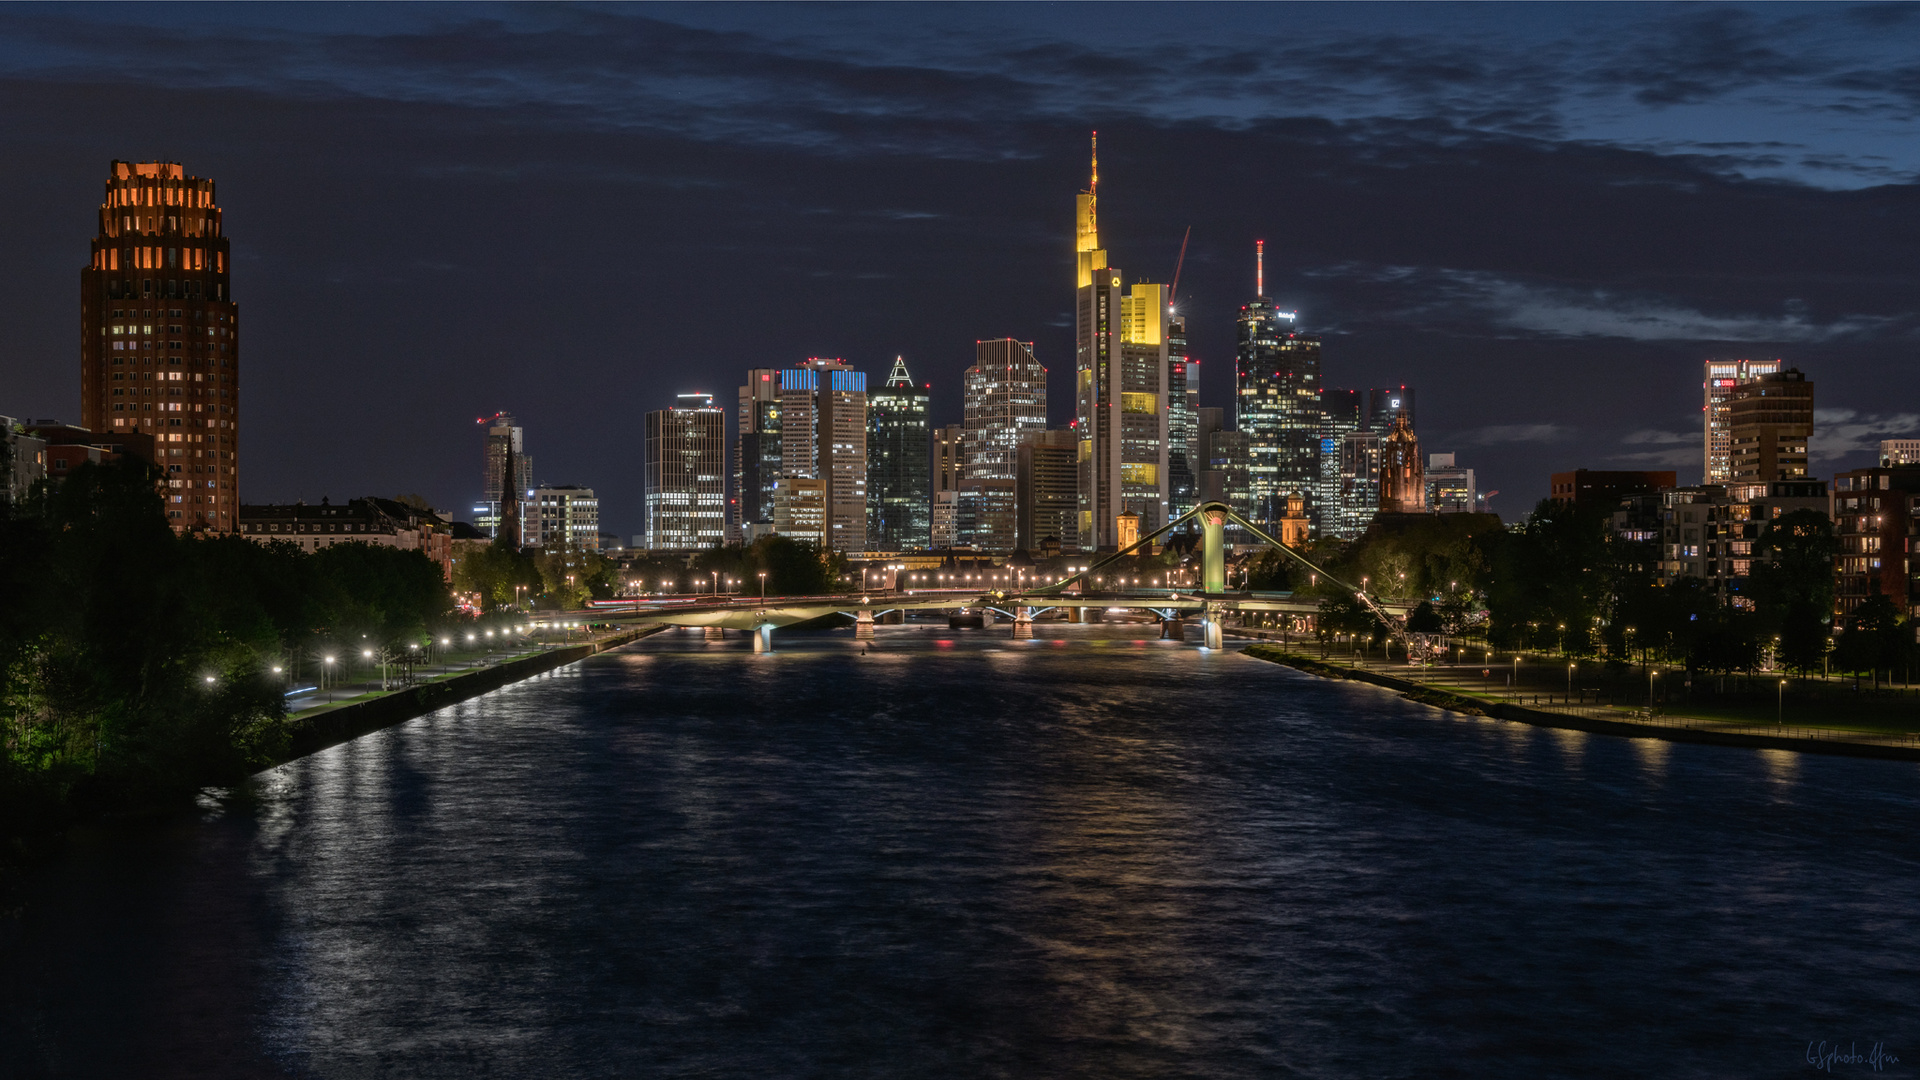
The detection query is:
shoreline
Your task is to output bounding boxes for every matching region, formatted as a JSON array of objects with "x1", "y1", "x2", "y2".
[
  {"x1": 1238, "y1": 643, "x2": 1920, "y2": 764},
  {"x1": 267, "y1": 624, "x2": 667, "y2": 769}
]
